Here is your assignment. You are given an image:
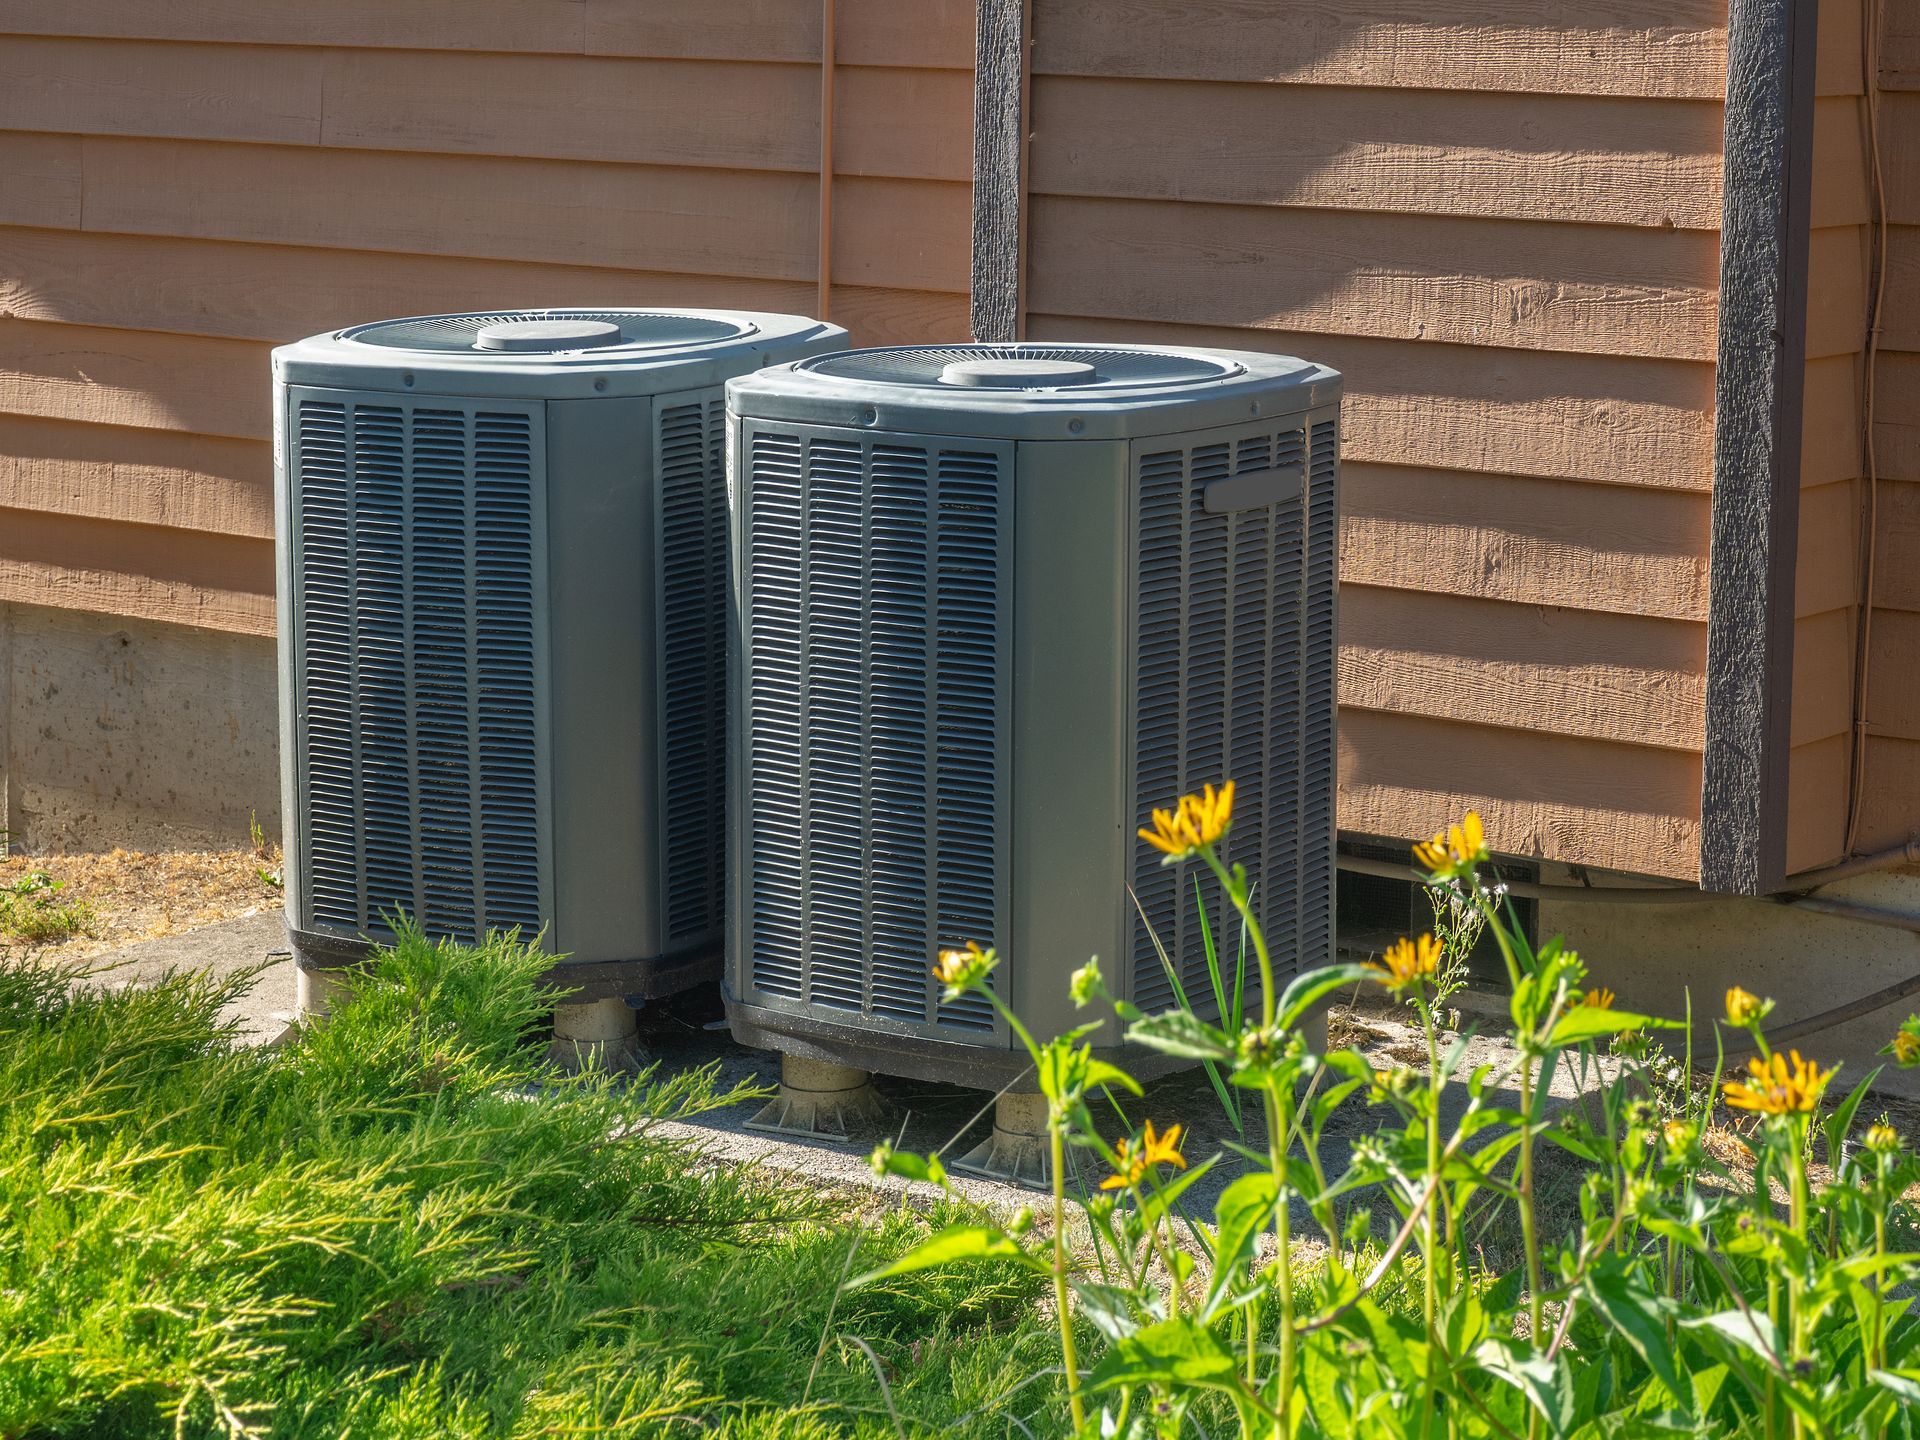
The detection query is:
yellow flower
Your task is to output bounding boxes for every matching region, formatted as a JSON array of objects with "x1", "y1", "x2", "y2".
[
  {"x1": 1864, "y1": 1122, "x2": 1902, "y2": 1155},
  {"x1": 1100, "y1": 1120, "x2": 1187, "y2": 1191},
  {"x1": 1663, "y1": 1119, "x2": 1695, "y2": 1151},
  {"x1": 1411, "y1": 811, "x2": 1488, "y2": 878},
  {"x1": 1723, "y1": 1050, "x2": 1833, "y2": 1117},
  {"x1": 1892, "y1": 1029, "x2": 1920, "y2": 1066},
  {"x1": 1724, "y1": 987, "x2": 1767, "y2": 1028},
  {"x1": 1581, "y1": 987, "x2": 1617, "y2": 1011},
  {"x1": 1367, "y1": 934, "x2": 1442, "y2": 992},
  {"x1": 1137, "y1": 782, "x2": 1235, "y2": 859},
  {"x1": 933, "y1": 940, "x2": 995, "y2": 993}
]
